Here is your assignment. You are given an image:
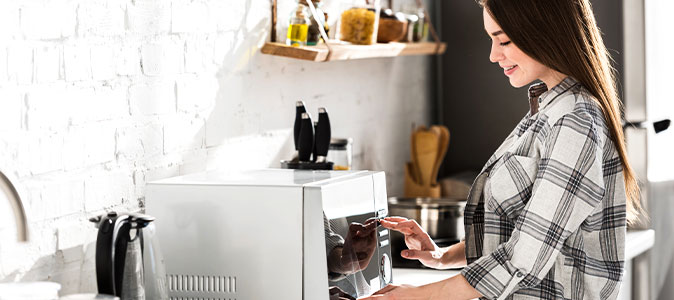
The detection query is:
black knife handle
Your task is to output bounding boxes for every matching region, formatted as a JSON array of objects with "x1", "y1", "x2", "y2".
[
  {"x1": 312, "y1": 121, "x2": 319, "y2": 162},
  {"x1": 299, "y1": 113, "x2": 314, "y2": 162},
  {"x1": 315, "y1": 107, "x2": 331, "y2": 162},
  {"x1": 294, "y1": 101, "x2": 306, "y2": 151}
]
